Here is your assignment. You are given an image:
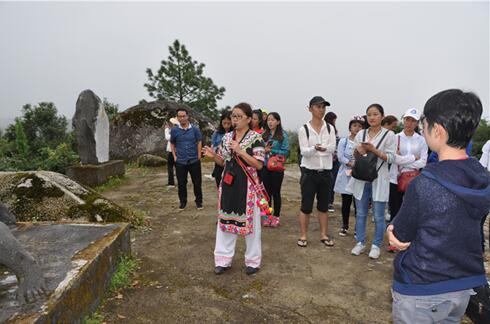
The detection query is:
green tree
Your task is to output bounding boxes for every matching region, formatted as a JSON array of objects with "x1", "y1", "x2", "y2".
[
  {"x1": 14, "y1": 120, "x2": 29, "y2": 157},
  {"x1": 103, "y1": 97, "x2": 119, "y2": 121},
  {"x1": 144, "y1": 39, "x2": 226, "y2": 119},
  {"x1": 471, "y1": 119, "x2": 490, "y2": 159},
  {"x1": 2, "y1": 102, "x2": 79, "y2": 172},
  {"x1": 5, "y1": 102, "x2": 68, "y2": 155}
]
